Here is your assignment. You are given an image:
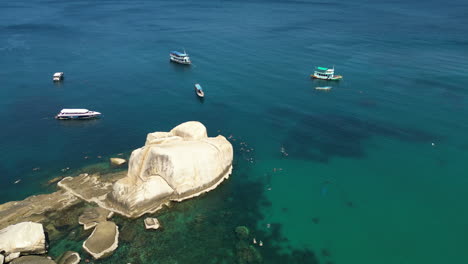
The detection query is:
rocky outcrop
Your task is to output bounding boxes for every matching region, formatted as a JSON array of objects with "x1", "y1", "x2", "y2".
[
  {"x1": 56, "y1": 122, "x2": 233, "y2": 218},
  {"x1": 144, "y1": 218, "x2": 160, "y2": 230},
  {"x1": 0, "y1": 254, "x2": 4, "y2": 264},
  {"x1": 83, "y1": 221, "x2": 119, "y2": 259},
  {"x1": 78, "y1": 207, "x2": 112, "y2": 230},
  {"x1": 10, "y1": 256, "x2": 56, "y2": 264},
  {"x1": 110, "y1": 158, "x2": 126, "y2": 166},
  {"x1": 0, "y1": 222, "x2": 46, "y2": 261},
  {"x1": 0, "y1": 191, "x2": 79, "y2": 230},
  {"x1": 56, "y1": 251, "x2": 80, "y2": 264},
  {"x1": 107, "y1": 121, "x2": 233, "y2": 217}
]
